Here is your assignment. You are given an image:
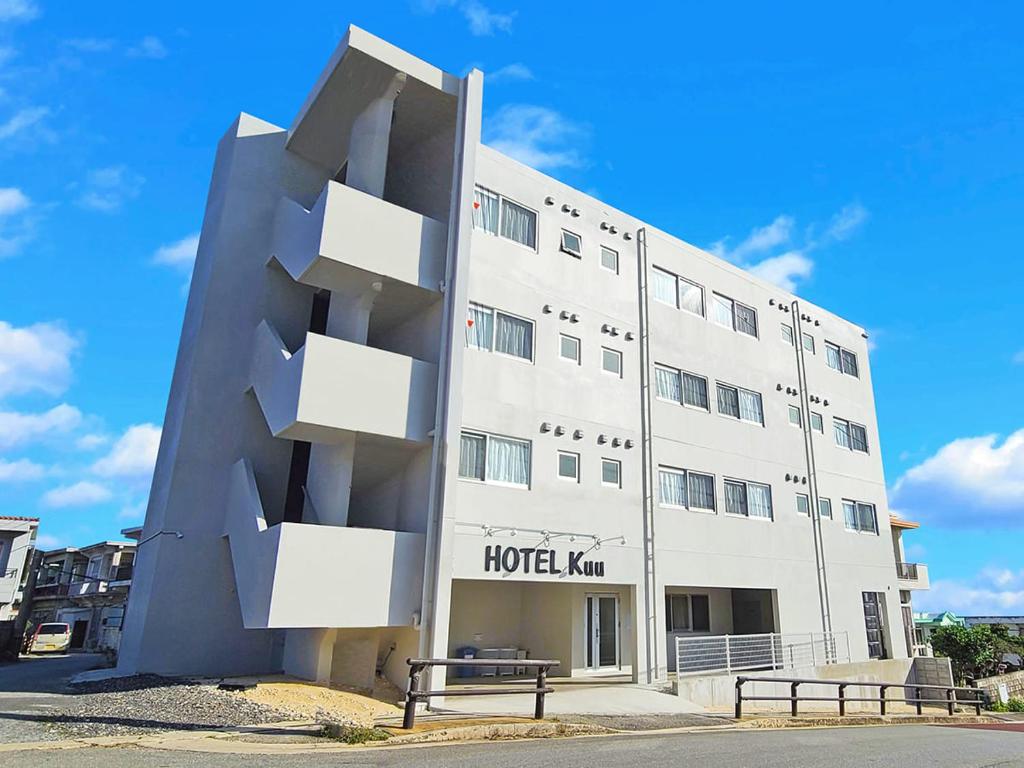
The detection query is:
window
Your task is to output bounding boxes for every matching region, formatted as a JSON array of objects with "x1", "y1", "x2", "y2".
[
  {"x1": 651, "y1": 266, "x2": 705, "y2": 317},
  {"x1": 802, "y1": 333, "x2": 815, "y2": 354},
  {"x1": 797, "y1": 493, "x2": 810, "y2": 516},
  {"x1": 788, "y1": 405, "x2": 802, "y2": 427},
  {"x1": 558, "y1": 451, "x2": 580, "y2": 482},
  {"x1": 560, "y1": 229, "x2": 582, "y2": 258},
  {"x1": 665, "y1": 593, "x2": 711, "y2": 632},
  {"x1": 781, "y1": 323, "x2": 795, "y2": 346},
  {"x1": 657, "y1": 467, "x2": 716, "y2": 512},
  {"x1": 724, "y1": 479, "x2": 773, "y2": 519},
  {"x1": 811, "y1": 412, "x2": 824, "y2": 434},
  {"x1": 458, "y1": 431, "x2": 531, "y2": 488},
  {"x1": 559, "y1": 334, "x2": 581, "y2": 364},
  {"x1": 716, "y1": 383, "x2": 763, "y2": 425},
  {"x1": 600, "y1": 246, "x2": 619, "y2": 273},
  {"x1": 602, "y1": 347, "x2": 623, "y2": 377},
  {"x1": 825, "y1": 341, "x2": 860, "y2": 378},
  {"x1": 712, "y1": 293, "x2": 758, "y2": 337},
  {"x1": 819, "y1": 497, "x2": 833, "y2": 519},
  {"x1": 466, "y1": 302, "x2": 534, "y2": 361},
  {"x1": 834, "y1": 417, "x2": 868, "y2": 453},
  {"x1": 655, "y1": 365, "x2": 709, "y2": 410},
  {"x1": 843, "y1": 499, "x2": 878, "y2": 534},
  {"x1": 473, "y1": 186, "x2": 538, "y2": 249},
  {"x1": 602, "y1": 458, "x2": 621, "y2": 488}
]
